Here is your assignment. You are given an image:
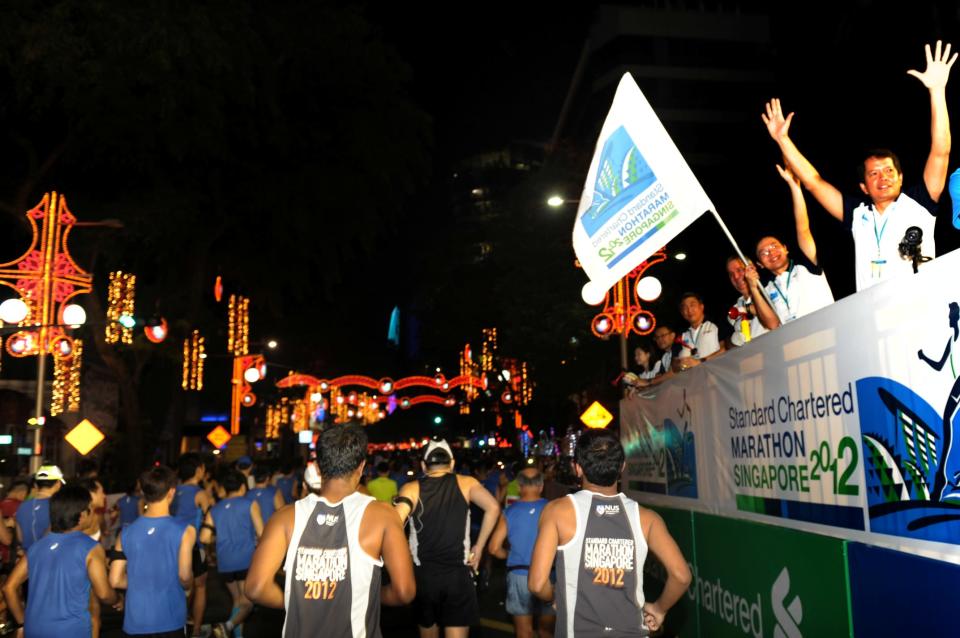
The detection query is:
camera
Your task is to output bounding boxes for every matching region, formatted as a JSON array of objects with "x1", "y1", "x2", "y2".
[{"x1": 898, "y1": 226, "x2": 930, "y2": 273}]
